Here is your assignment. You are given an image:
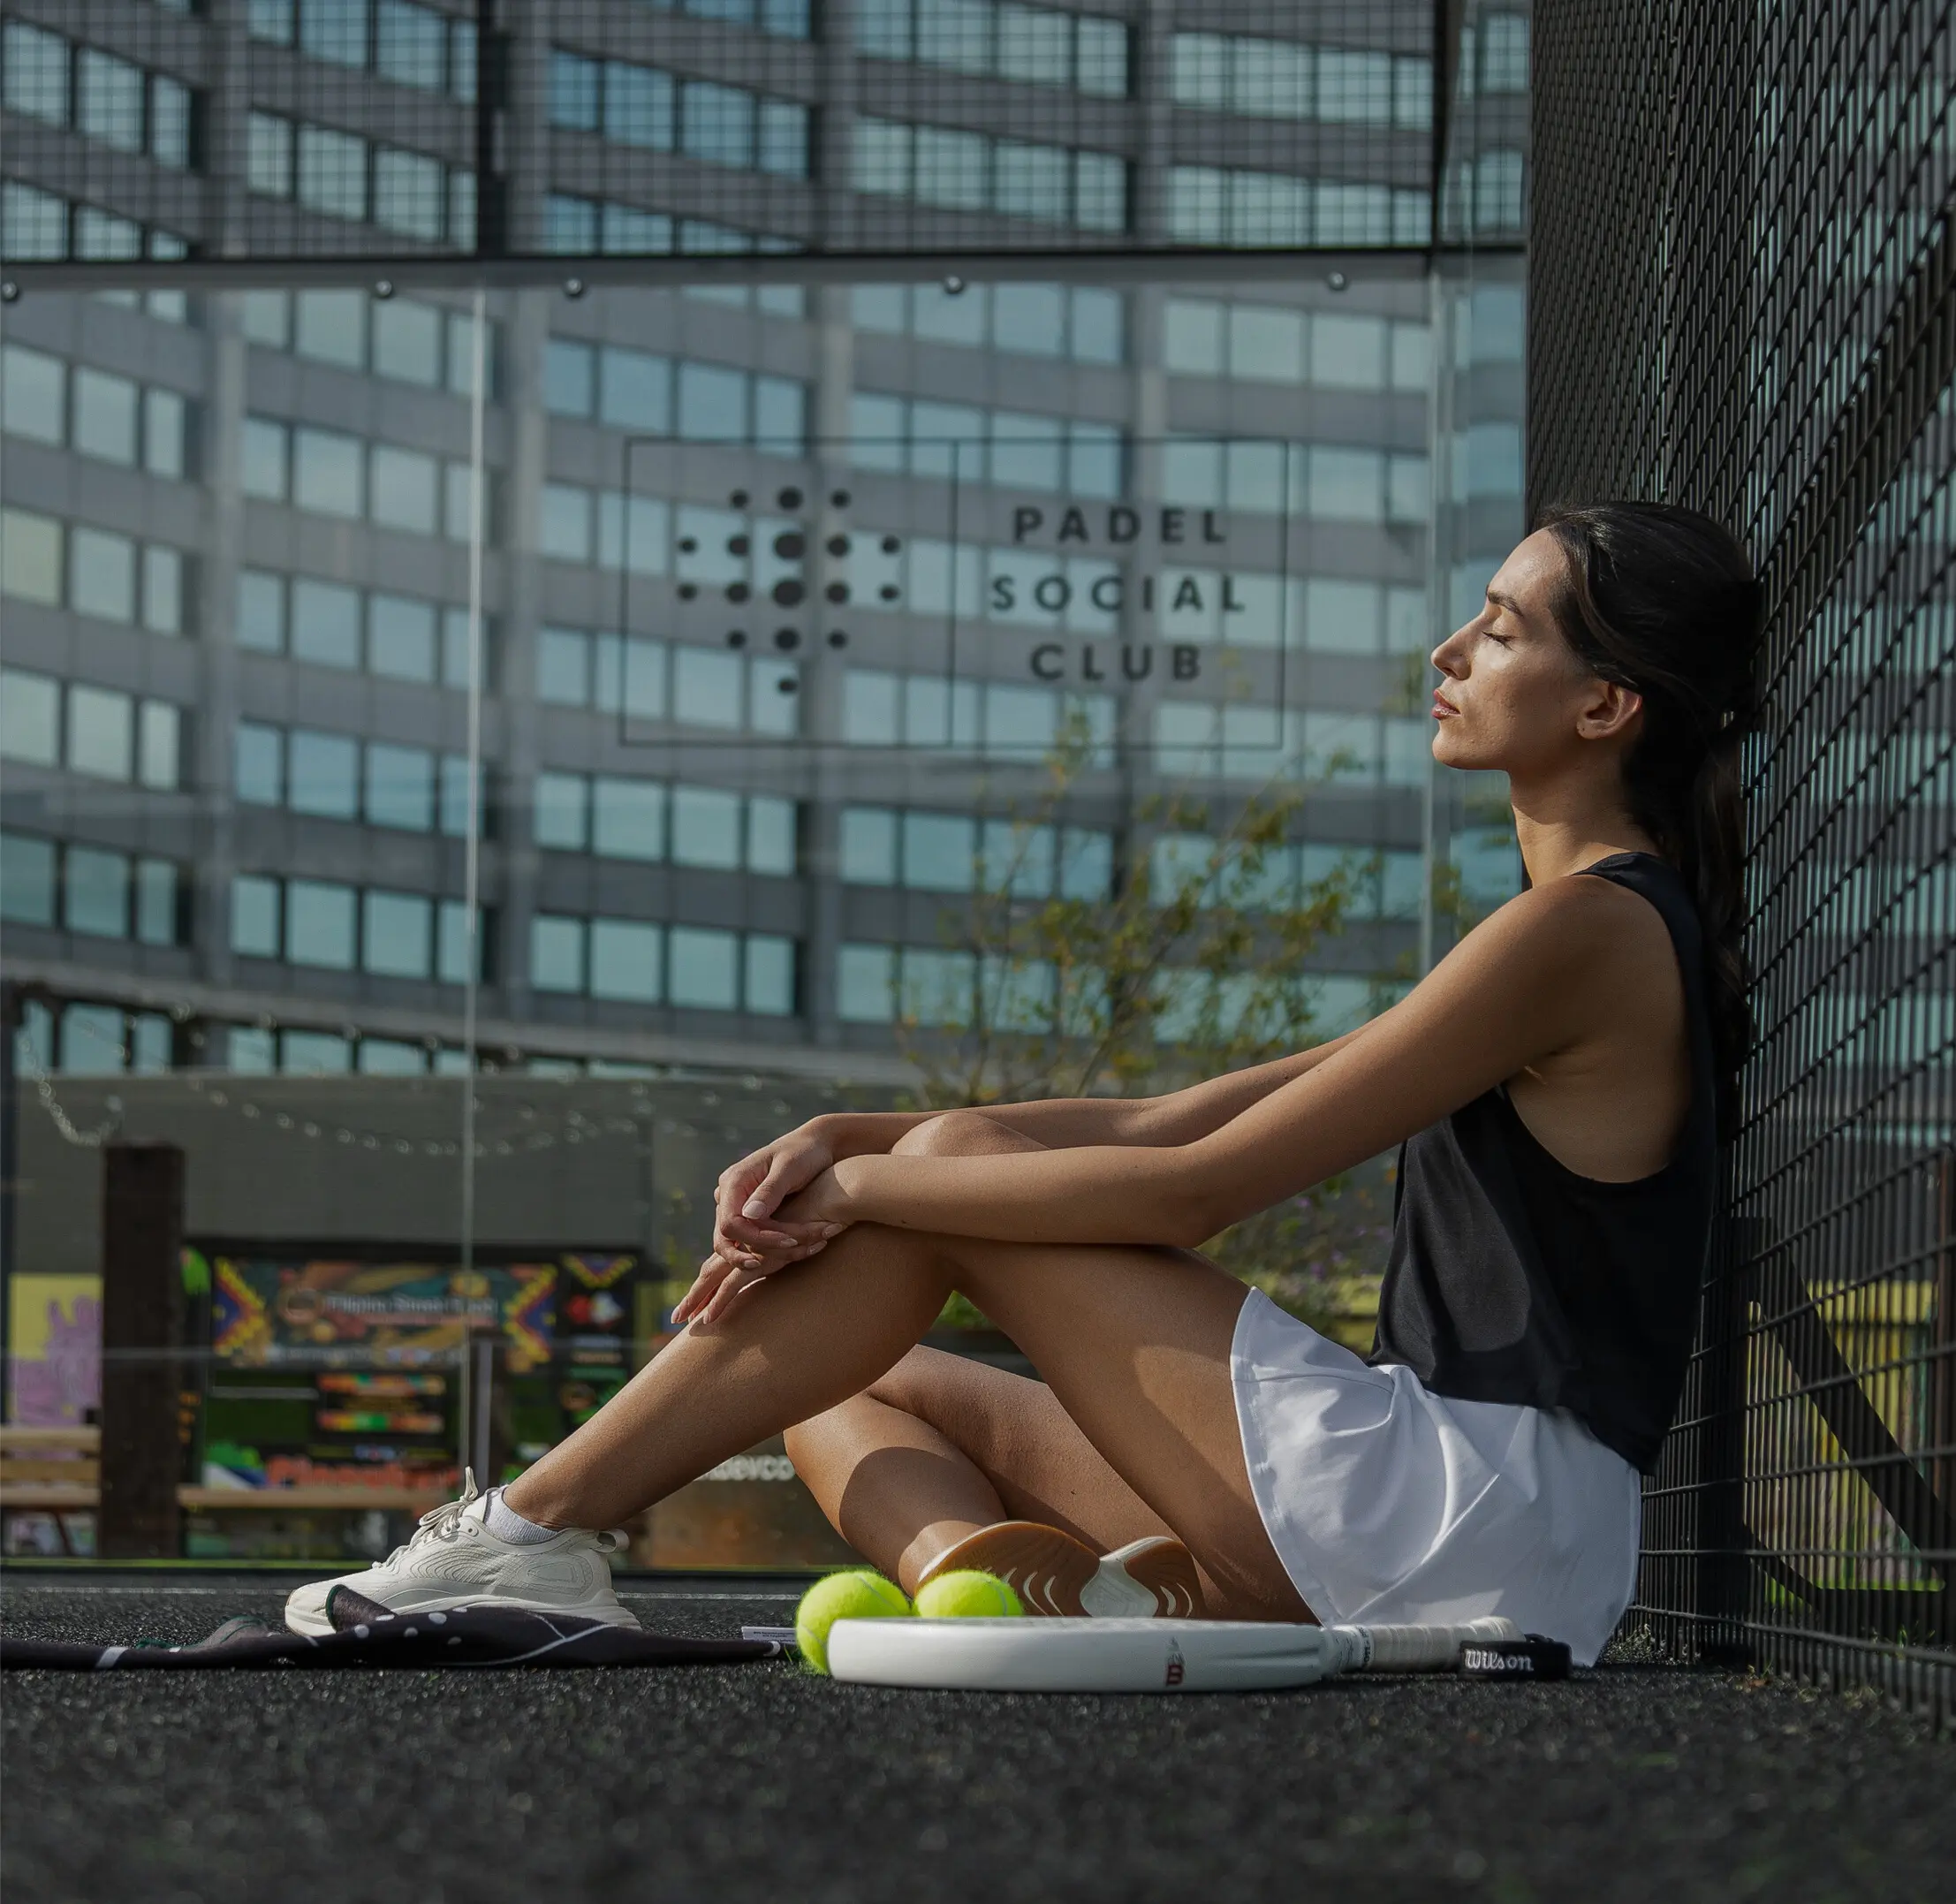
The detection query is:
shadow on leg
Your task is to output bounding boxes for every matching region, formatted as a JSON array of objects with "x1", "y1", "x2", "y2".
[
  {"x1": 784, "y1": 1111, "x2": 1313, "y2": 1620},
  {"x1": 786, "y1": 1346, "x2": 1180, "y2": 1594}
]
